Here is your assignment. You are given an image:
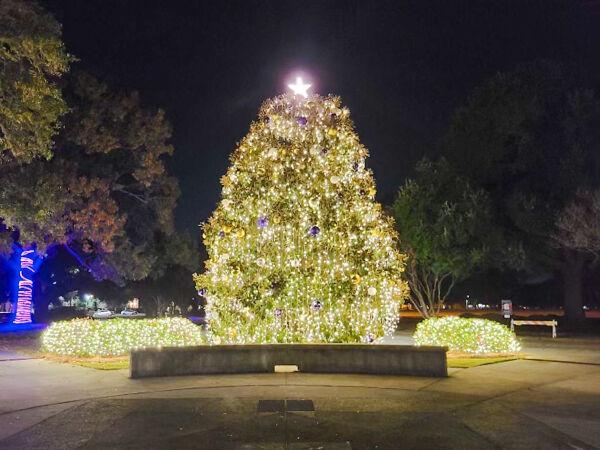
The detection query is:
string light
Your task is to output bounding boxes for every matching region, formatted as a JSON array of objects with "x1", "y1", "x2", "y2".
[
  {"x1": 194, "y1": 91, "x2": 409, "y2": 344},
  {"x1": 413, "y1": 317, "x2": 521, "y2": 355},
  {"x1": 12, "y1": 248, "x2": 41, "y2": 324},
  {"x1": 41, "y1": 318, "x2": 206, "y2": 357}
]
